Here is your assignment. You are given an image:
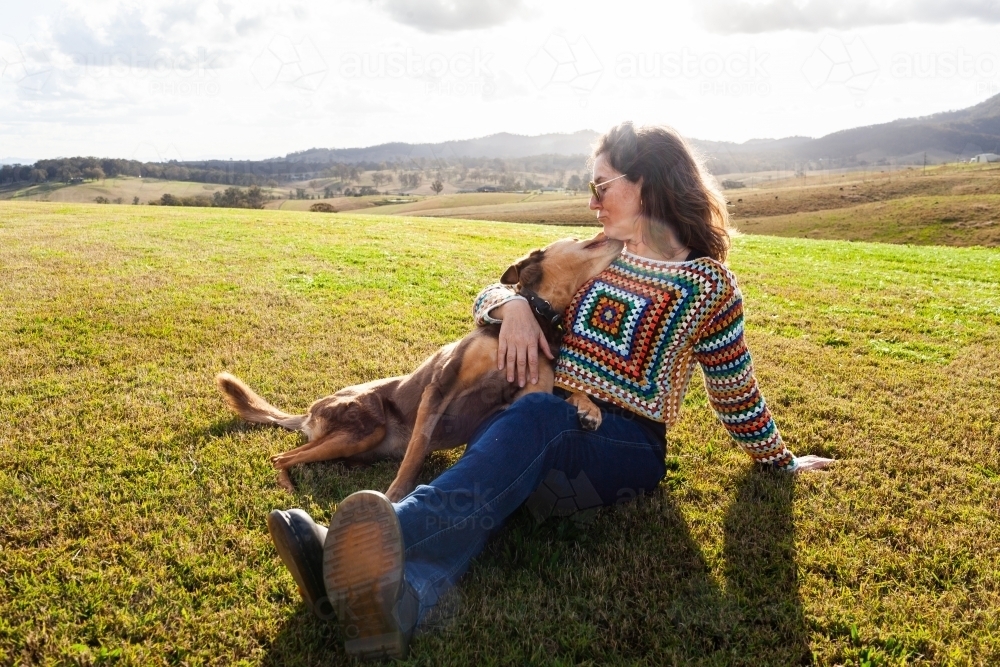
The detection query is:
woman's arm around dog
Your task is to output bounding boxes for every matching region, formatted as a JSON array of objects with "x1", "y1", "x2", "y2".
[{"x1": 473, "y1": 284, "x2": 553, "y2": 388}]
